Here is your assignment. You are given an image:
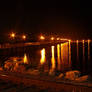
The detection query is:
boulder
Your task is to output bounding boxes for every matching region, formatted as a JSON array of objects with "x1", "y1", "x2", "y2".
[
  {"x1": 75, "y1": 75, "x2": 88, "y2": 82},
  {"x1": 56, "y1": 73, "x2": 64, "y2": 79},
  {"x1": 13, "y1": 64, "x2": 26, "y2": 73},
  {"x1": 4, "y1": 62, "x2": 14, "y2": 71},
  {"x1": 65, "y1": 70, "x2": 81, "y2": 80},
  {"x1": 27, "y1": 69, "x2": 40, "y2": 75}
]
